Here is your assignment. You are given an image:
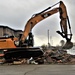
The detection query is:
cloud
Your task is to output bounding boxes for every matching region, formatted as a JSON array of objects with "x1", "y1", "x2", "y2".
[{"x1": 34, "y1": 34, "x2": 63, "y2": 46}]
